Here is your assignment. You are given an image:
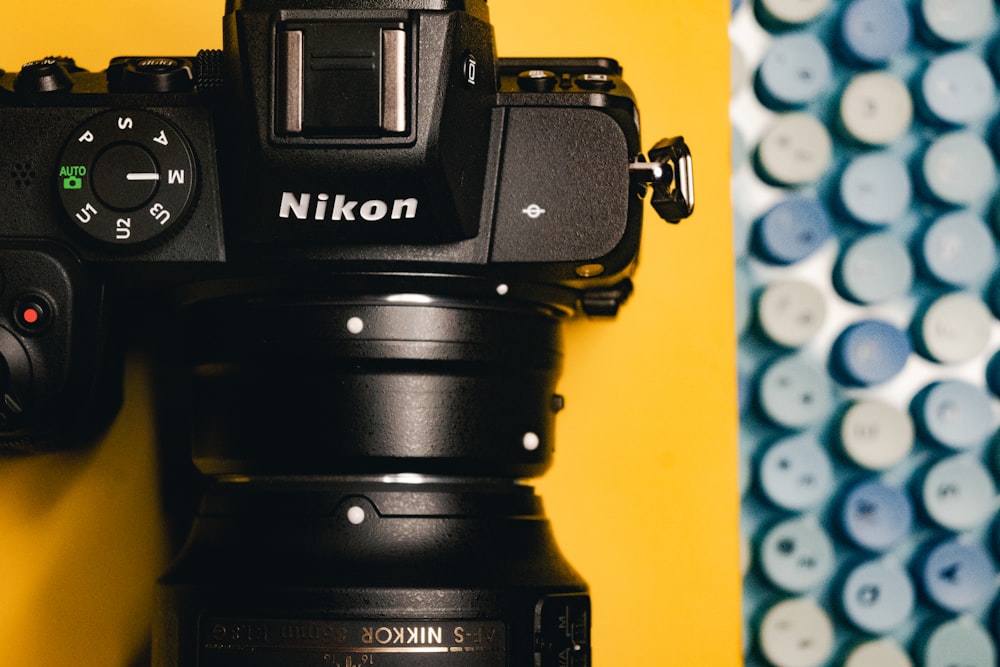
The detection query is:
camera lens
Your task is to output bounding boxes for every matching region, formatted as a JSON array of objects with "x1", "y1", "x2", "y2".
[
  {"x1": 155, "y1": 288, "x2": 589, "y2": 665},
  {"x1": 157, "y1": 477, "x2": 589, "y2": 666}
]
